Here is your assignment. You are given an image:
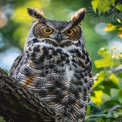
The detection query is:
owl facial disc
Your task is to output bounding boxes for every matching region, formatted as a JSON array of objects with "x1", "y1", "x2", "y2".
[{"x1": 27, "y1": 8, "x2": 86, "y2": 47}]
